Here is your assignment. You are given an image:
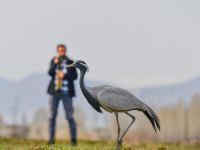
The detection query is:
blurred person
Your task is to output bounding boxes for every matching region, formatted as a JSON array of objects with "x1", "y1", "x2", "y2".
[{"x1": 47, "y1": 44, "x2": 78, "y2": 145}]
